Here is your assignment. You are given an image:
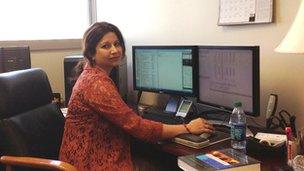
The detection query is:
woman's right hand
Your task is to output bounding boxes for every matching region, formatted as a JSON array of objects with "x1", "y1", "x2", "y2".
[
  {"x1": 186, "y1": 118, "x2": 214, "y2": 135},
  {"x1": 161, "y1": 117, "x2": 214, "y2": 139}
]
